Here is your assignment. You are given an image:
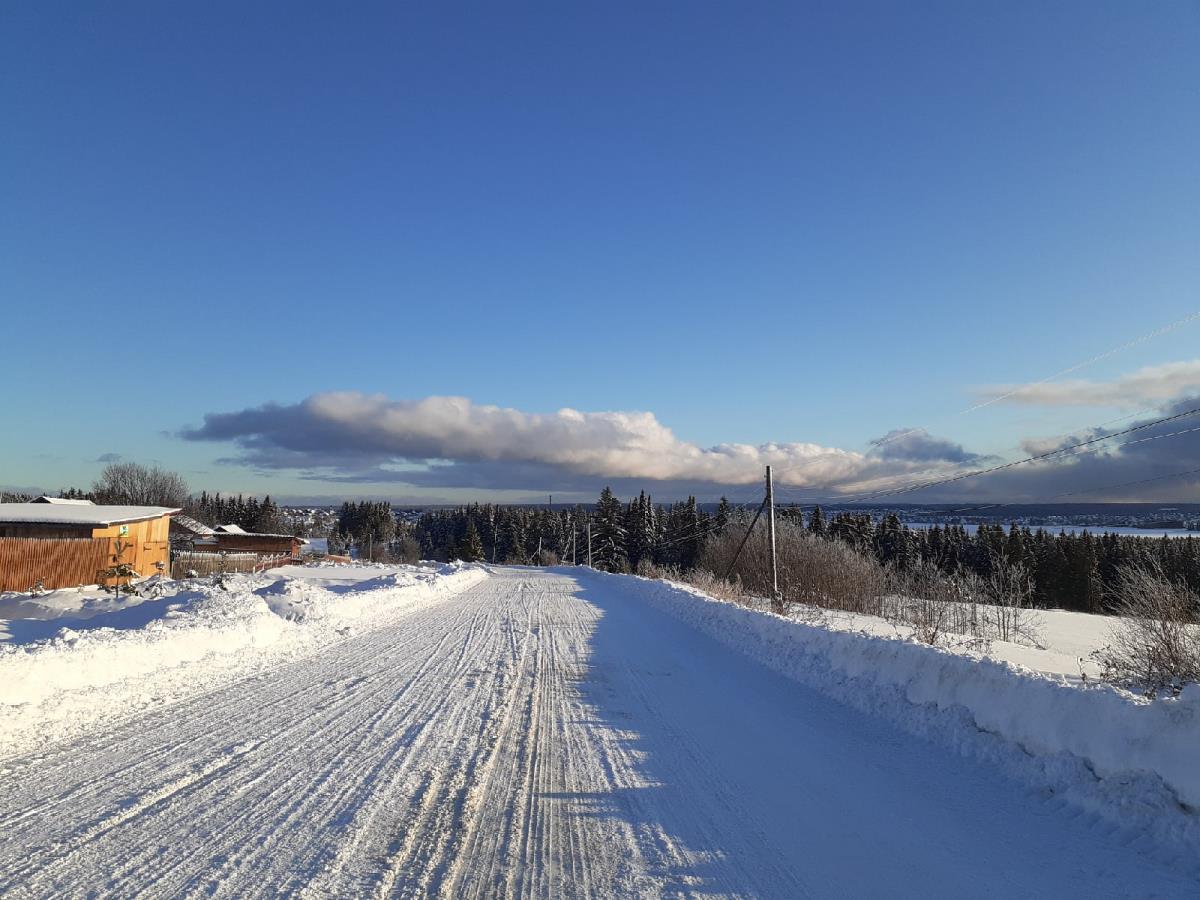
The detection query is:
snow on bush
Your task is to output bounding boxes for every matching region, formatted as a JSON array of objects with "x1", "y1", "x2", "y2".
[
  {"x1": 582, "y1": 569, "x2": 1200, "y2": 836},
  {"x1": 0, "y1": 563, "x2": 488, "y2": 760},
  {"x1": 1092, "y1": 560, "x2": 1200, "y2": 698}
]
